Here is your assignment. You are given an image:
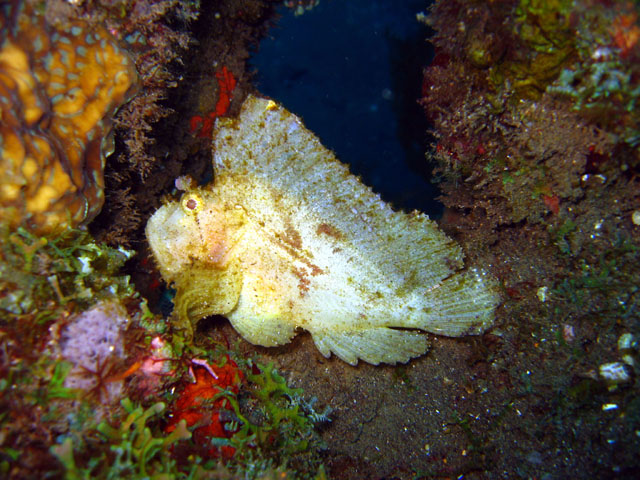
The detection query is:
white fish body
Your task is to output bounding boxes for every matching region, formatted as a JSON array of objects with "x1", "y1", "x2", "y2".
[{"x1": 146, "y1": 95, "x2": 500, "y2": 365}]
